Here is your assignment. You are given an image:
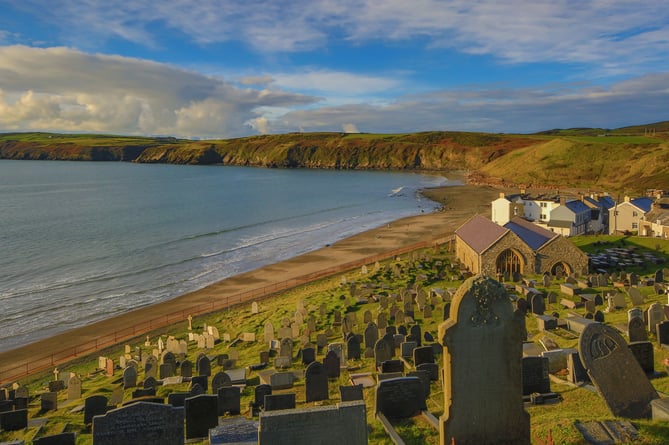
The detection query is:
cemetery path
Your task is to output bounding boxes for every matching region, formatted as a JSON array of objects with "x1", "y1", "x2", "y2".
[{"x1": 0, "y1": 184, "x2": 498, "y2": 384}]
